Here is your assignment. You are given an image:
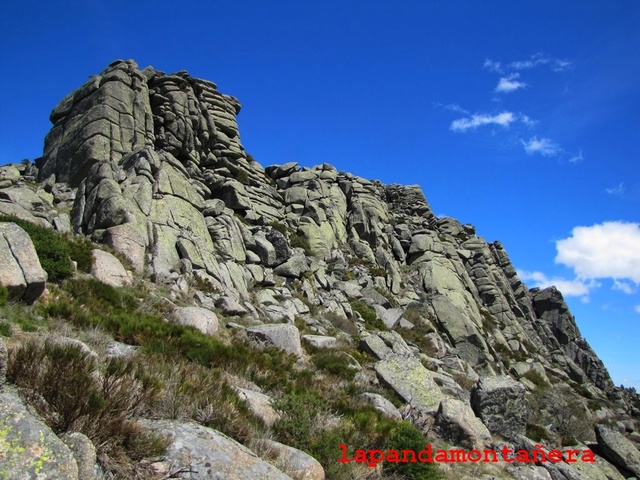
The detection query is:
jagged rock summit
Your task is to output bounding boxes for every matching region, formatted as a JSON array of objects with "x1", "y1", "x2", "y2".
[{"x1": 1, "y1": 59, "x2": 639, "y2": 479}]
